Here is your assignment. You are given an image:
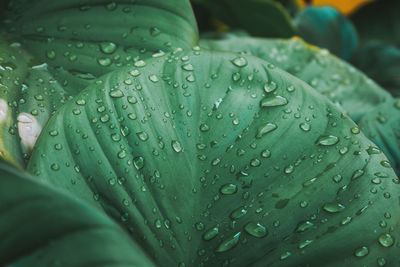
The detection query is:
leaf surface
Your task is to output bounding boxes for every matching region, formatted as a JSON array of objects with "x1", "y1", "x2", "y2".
[
  {"x1": 202, "y1": 36, "x2": 391, "y2": 121},
  {"x1": 4, "y1": 0, "x2": 199, "y2": 95},
  {"x1": 28, "y1": 49, "x2": 400, "y2": 266}
]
